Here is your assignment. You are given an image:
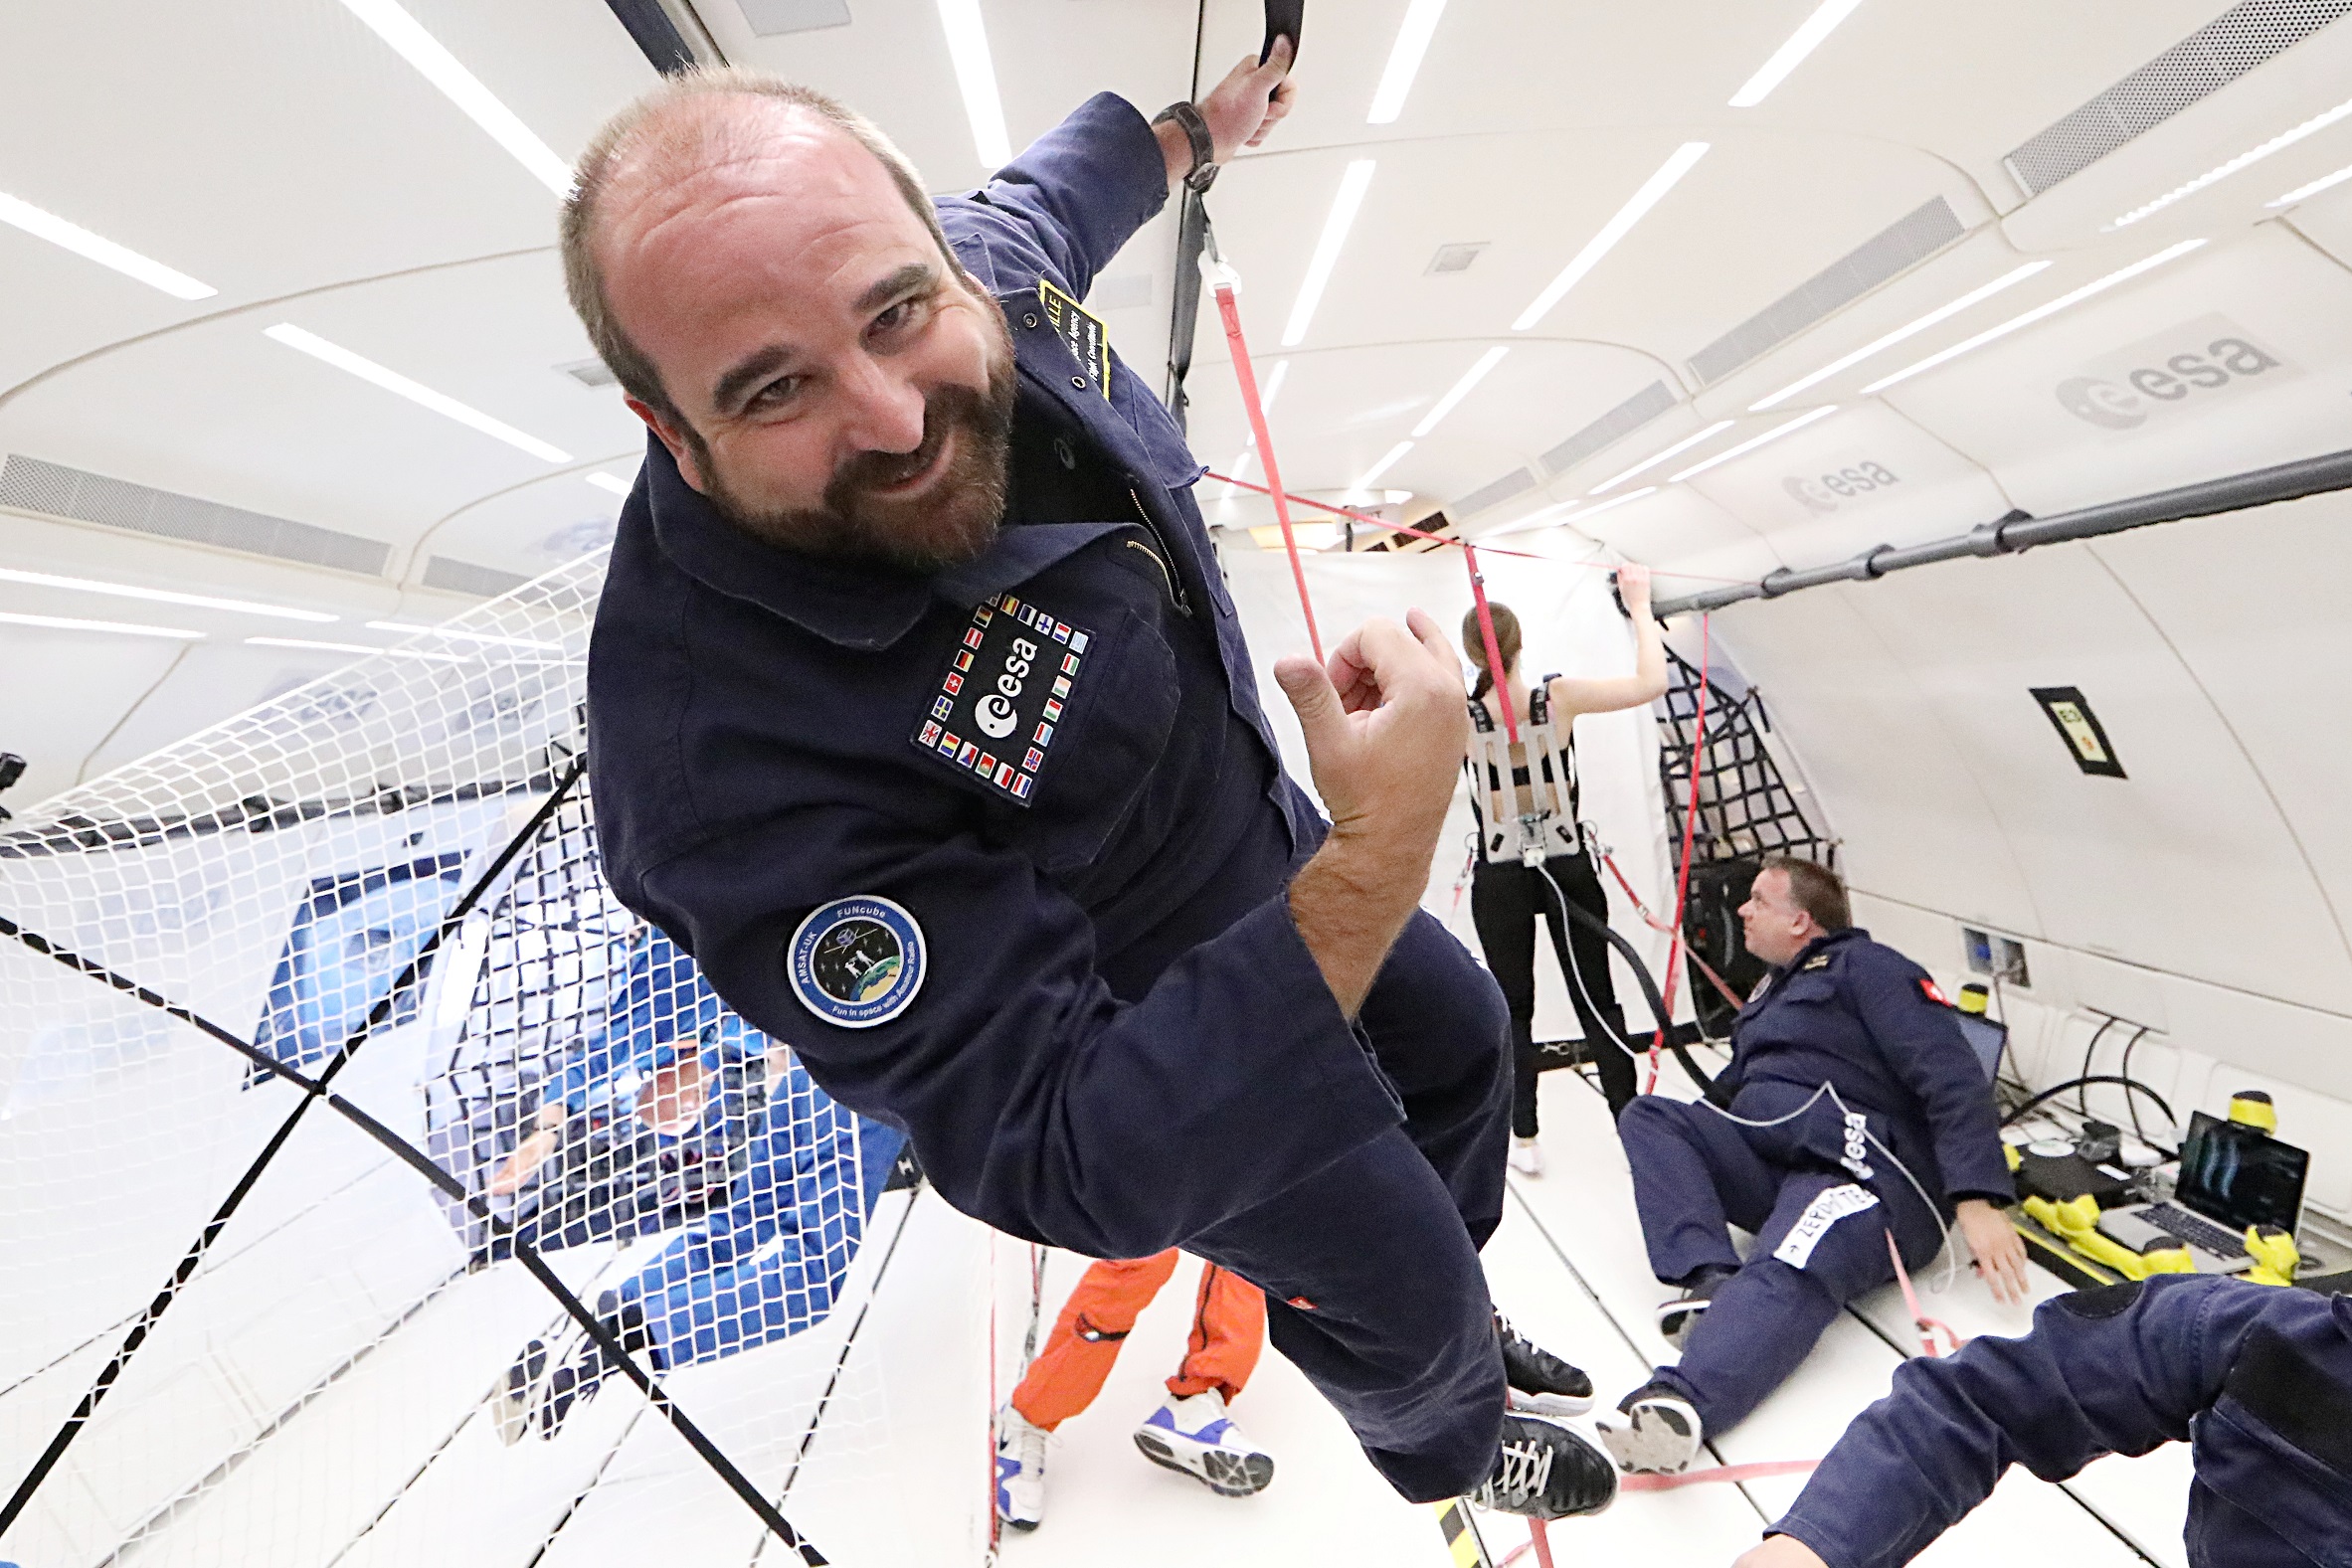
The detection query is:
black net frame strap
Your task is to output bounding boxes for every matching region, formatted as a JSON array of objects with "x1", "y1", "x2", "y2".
[
  {"x1": 0, "y1": 760, "x2": 830, "y2": 1567},
  {"x1": 1656, "y1": 646, "x2": 1836, "y2": 872}
]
